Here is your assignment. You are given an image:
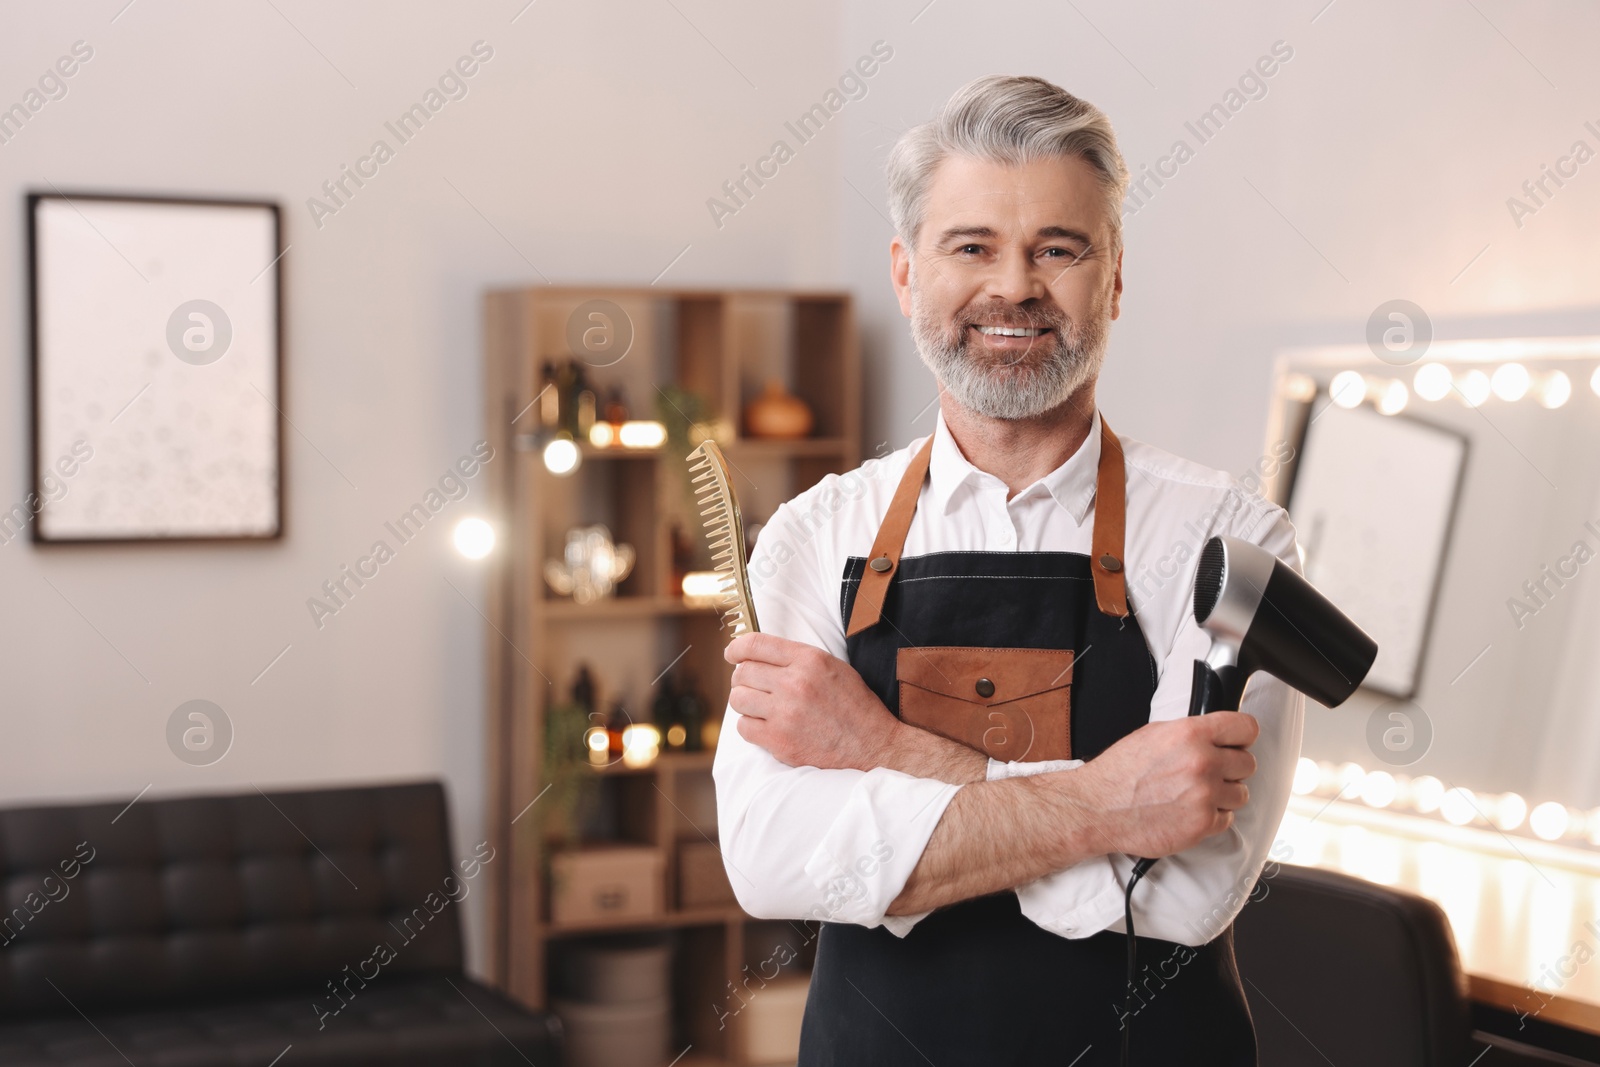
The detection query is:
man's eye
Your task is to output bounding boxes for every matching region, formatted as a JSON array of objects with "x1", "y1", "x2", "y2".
[
  {"x1": 957, "y1": 244, "x2": 983, "y2": 255},
  {"x1": 1043, "y1": 247, "x2": 1083, "y2": 260}
]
